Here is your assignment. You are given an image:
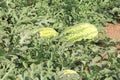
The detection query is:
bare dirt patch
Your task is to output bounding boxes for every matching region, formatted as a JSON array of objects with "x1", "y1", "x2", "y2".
[
  {"x1": 105, "y1": 23, "x2": 120, "y2": 53},
  {"x1": 105, "y1": 23, "x2": 120, "y2": 41}
]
